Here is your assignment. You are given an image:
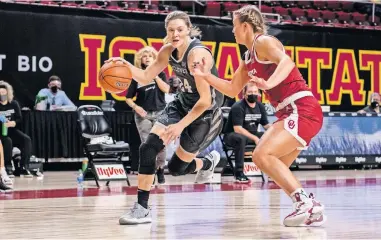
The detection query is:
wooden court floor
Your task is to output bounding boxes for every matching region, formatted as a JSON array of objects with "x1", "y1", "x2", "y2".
[{"x1": 1, "y1": 169, "x2": 381, "y2": 239}]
